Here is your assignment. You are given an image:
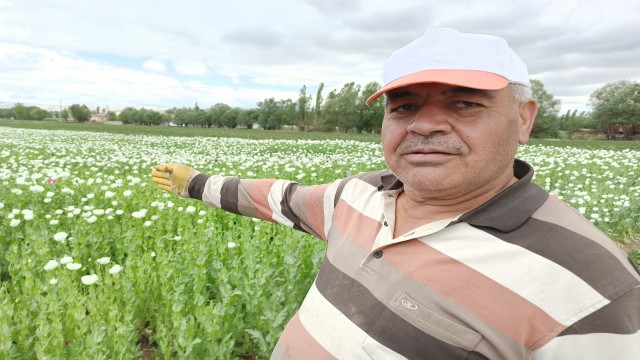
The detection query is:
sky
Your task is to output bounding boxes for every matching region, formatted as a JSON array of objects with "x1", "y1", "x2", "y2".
[{"x1": 1, "y1": 0, "x2": 639, "y2": 114}]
